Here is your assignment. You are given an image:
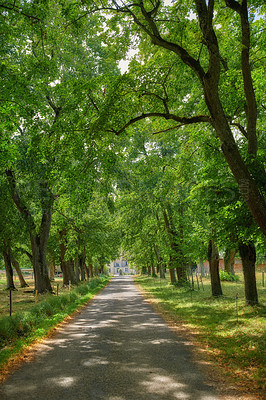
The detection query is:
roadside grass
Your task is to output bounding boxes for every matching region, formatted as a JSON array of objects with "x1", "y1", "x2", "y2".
[
  {"x1": 0, "y1": 276, "x2": 110, "y2": 376},
  {"x1": 0, "y1": 277, "x2": 70, "y2": 317},
  {"x1": 134, "y1": 273, "x2": 266, "y2": 393}
]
